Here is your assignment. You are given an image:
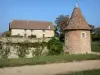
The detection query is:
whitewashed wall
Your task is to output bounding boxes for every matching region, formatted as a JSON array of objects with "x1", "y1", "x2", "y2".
[{"x1": 11, "y1": 29, "x2": 54, "y2": 38}]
